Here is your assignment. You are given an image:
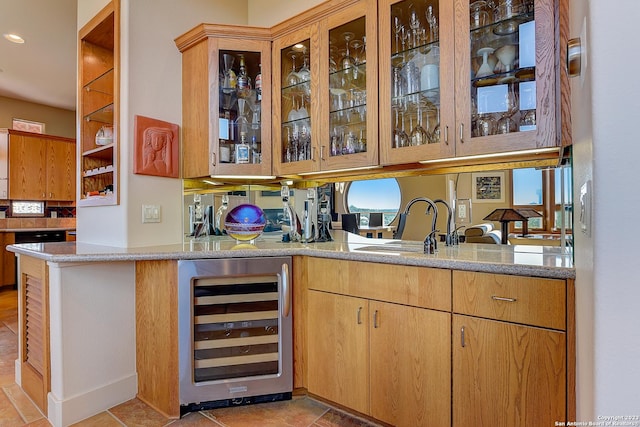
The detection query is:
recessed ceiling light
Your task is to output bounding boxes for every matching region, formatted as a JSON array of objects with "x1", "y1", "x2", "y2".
[{"x1": 3, "y1": 33, "x2": 25, "y2": 44}]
